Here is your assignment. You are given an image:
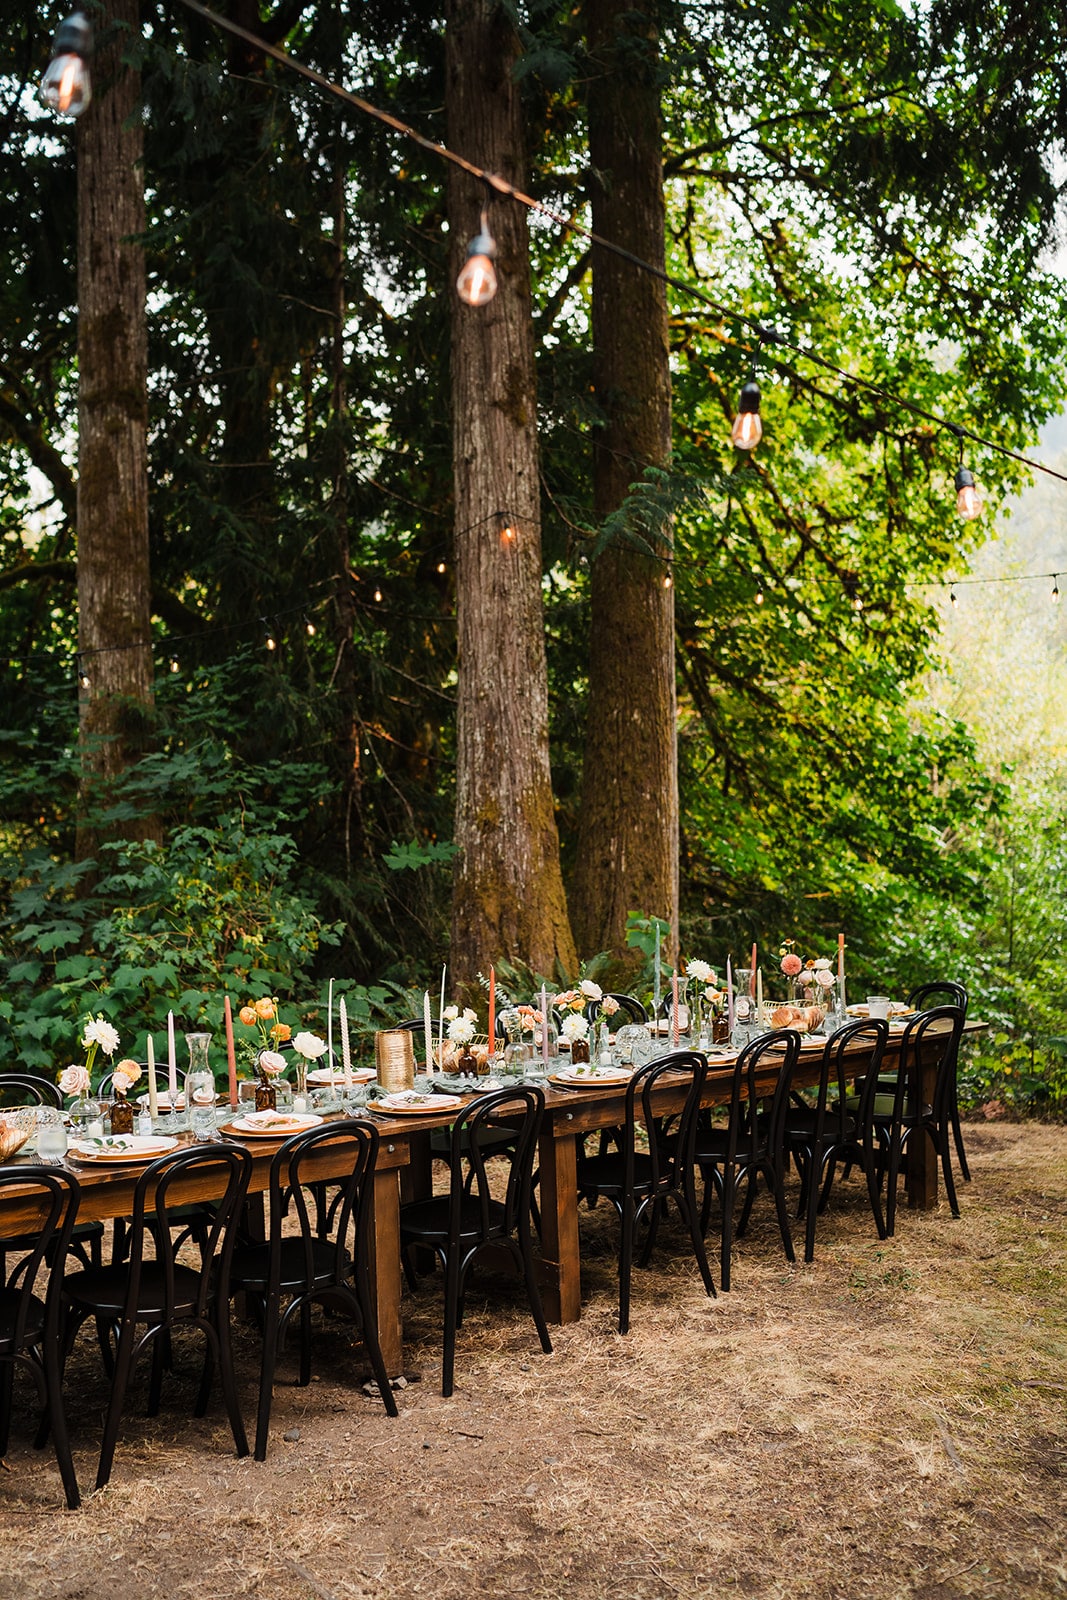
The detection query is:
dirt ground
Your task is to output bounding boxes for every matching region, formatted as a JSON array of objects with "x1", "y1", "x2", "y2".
[{"x1": 1, "y1": 1121, "x2": 1065, "y2": 1600}]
